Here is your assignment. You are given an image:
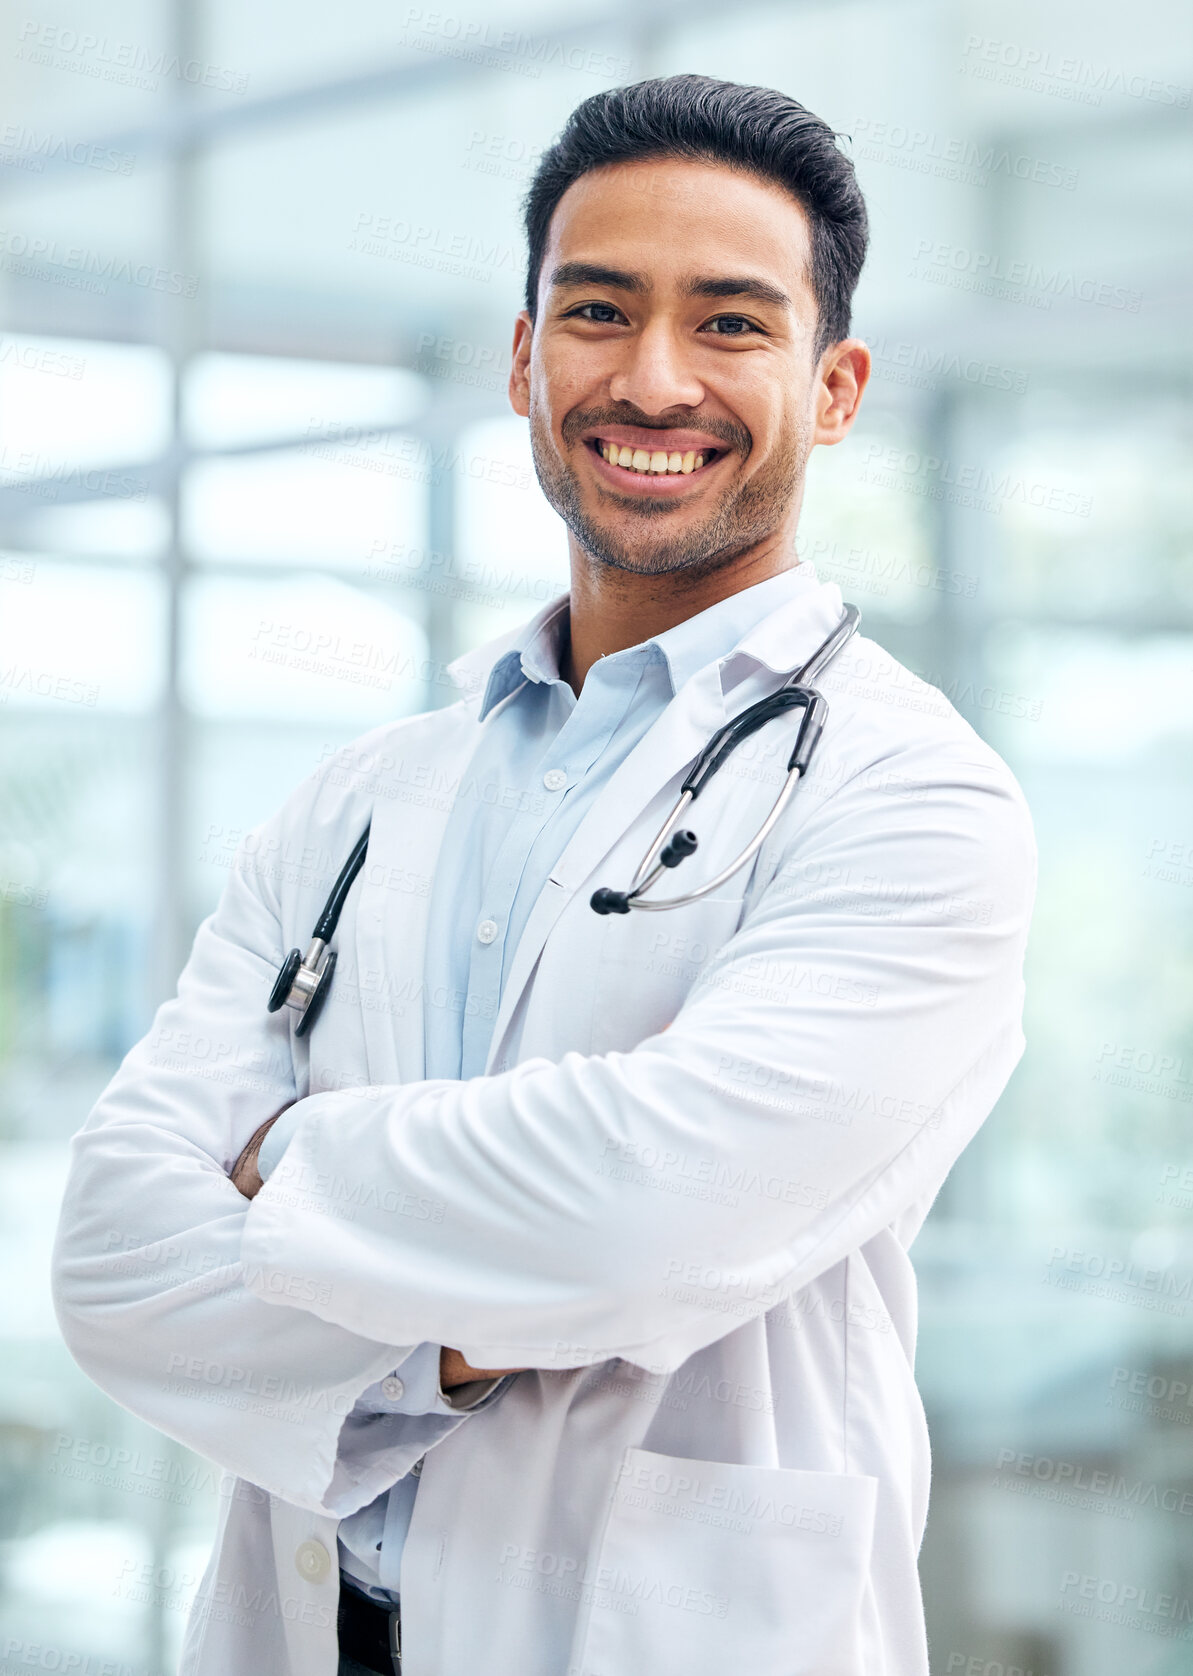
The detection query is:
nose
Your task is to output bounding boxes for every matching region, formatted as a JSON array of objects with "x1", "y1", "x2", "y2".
[{"x1": 608, "y1": 318, "x2": 705, "y2": 415}]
